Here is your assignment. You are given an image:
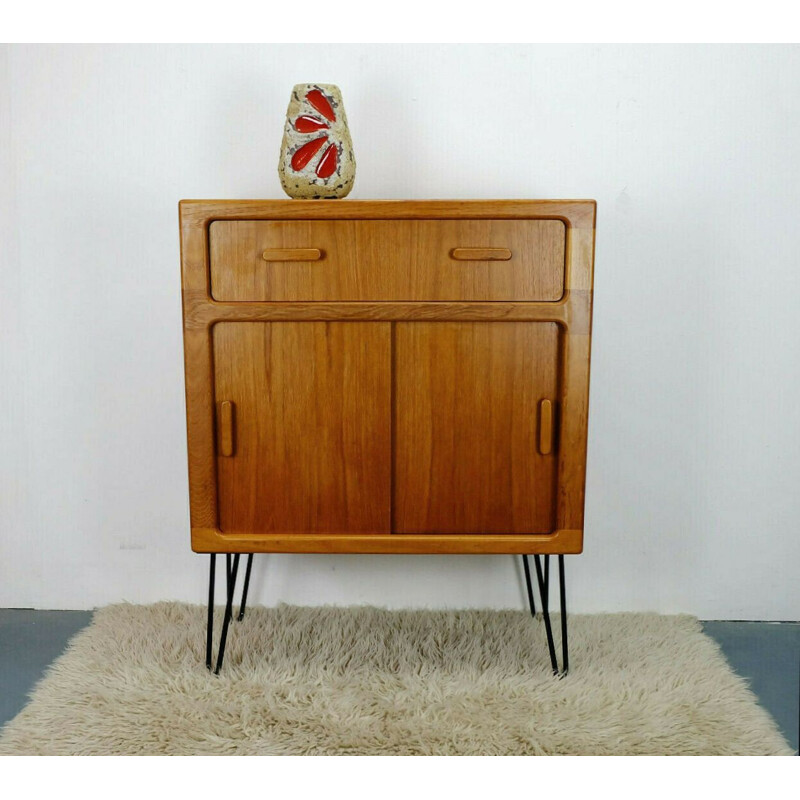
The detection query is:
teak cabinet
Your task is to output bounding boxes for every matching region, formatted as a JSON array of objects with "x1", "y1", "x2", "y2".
[{"x1": 179, "y1": 200, "x2": 596, "y2": 556}]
